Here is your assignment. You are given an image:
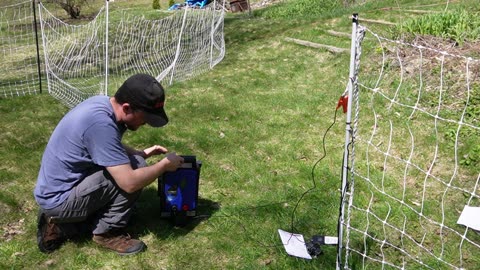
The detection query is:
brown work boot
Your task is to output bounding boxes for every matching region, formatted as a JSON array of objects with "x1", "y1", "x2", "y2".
[
  {"x1": 92, "y1": 231, "x2": 146, "y2": 255},
  {"x1": 37, "y1": 212, "x2": 66, "y2": 253}
]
